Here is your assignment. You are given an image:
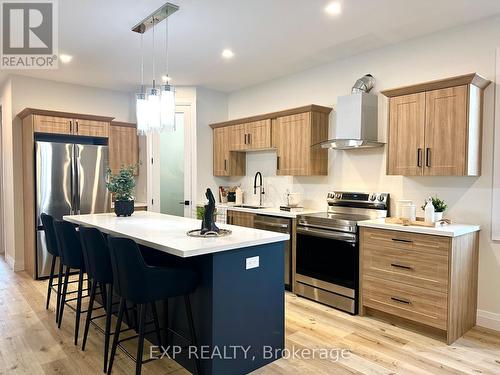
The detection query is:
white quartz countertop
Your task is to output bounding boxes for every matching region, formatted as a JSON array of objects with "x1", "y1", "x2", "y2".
[
  {"x1": 218, "y1": 205, "x2": 321, "y2": 219},
  {"x1": 64, "y1": 211, "x2": 289, "y2": 257},
  {"x1": 358, "y1": 218, "x2": 480, "y2": 237}
]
